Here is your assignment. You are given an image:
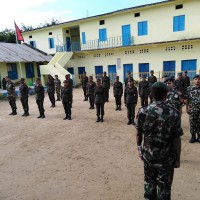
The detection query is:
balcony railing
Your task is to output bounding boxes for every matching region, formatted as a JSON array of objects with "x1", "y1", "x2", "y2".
[{"x1": 56, "y1": 35, "x2": 134, "y2": 52}]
